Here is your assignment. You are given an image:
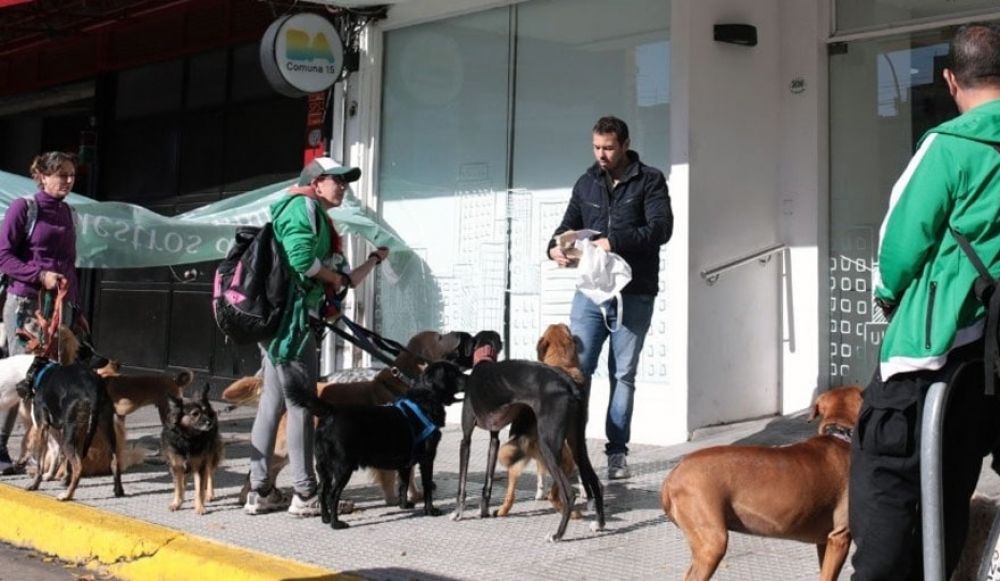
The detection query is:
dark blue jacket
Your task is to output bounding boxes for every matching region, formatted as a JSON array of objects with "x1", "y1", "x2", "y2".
[{"x1": 547, "y1": 151, "x2": 672, "y2": 295}]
